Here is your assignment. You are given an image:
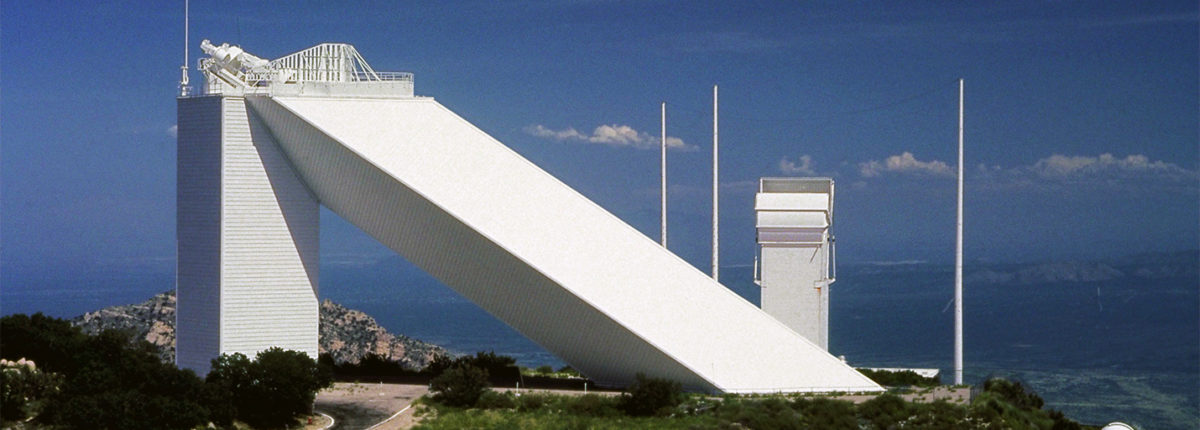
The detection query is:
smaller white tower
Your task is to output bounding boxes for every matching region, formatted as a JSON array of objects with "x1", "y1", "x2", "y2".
[{"x1": 755, "y1": 177, "x2": 835, "y2": 350}]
